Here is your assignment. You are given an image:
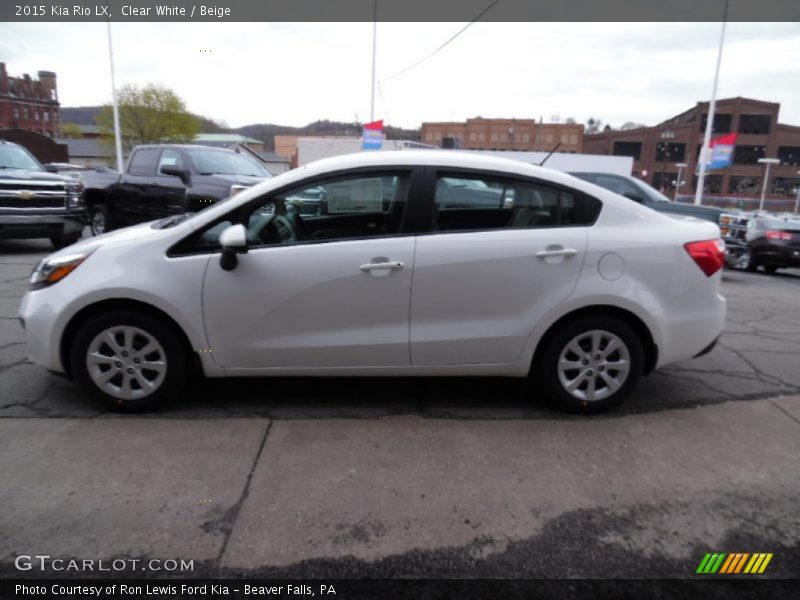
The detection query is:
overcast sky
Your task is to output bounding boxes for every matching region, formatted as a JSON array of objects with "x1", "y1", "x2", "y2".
[{"x1": 1, "y1": 22, "x2": 798, "y2": 129}]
